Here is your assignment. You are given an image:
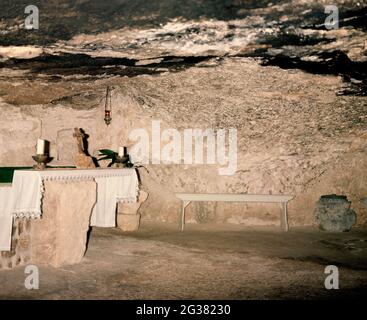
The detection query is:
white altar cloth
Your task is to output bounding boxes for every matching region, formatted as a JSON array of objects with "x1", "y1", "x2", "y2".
[
  {"x1": 0, "y1": 168, "x2": 139, "y2": 251},
  {"x1": 0, "y1": 185, "x2": 13, "y2": 251}
]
